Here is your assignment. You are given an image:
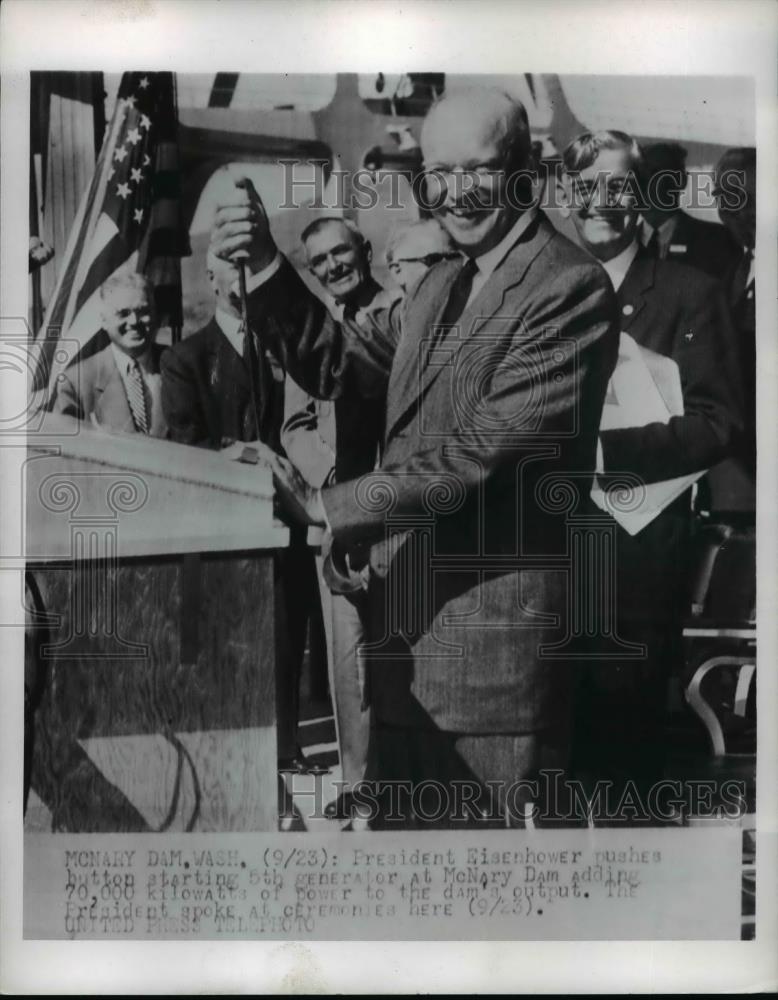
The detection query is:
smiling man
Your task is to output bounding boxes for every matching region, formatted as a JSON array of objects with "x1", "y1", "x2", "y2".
[
  {"x1": 301, "y1": 217, "x2": 382, "y2": 317},
  {"x1": 561, "y1": 130, "x2": 743, "y2": 803},
  {"x1": 283, "y1": 216, "x2": 393, "y2": 823},
  {"x1": 54, "y1": 272, "x2": 167, "y2": 437},
  {"x1": 209, "y1": 87, "x2": 620, "y2": 827},
  {"x1": 385, "y1": 219, "x2": 458, "y2": 294}
]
